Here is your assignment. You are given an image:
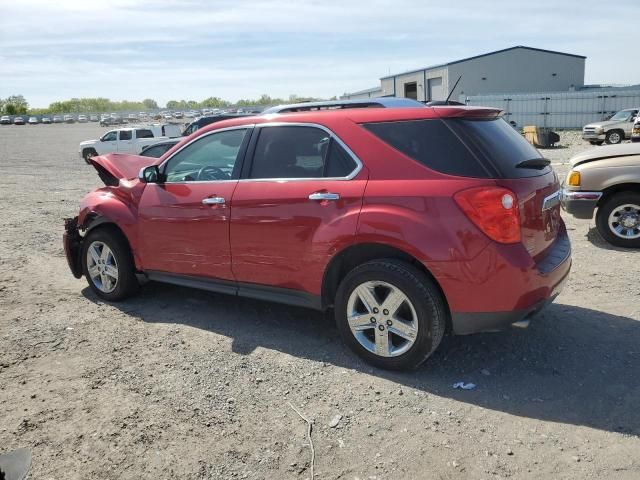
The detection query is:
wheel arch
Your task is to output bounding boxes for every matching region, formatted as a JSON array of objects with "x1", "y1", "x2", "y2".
[
  {"x1": 321, "y1": 242, "x2": 451, "y2": 330},
  {"x1": 597, "y1": 183, "x2": 640, "y2": 207},
  {"x1": 81, "y1": 213, "x2": 139, "y2": 270}
]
